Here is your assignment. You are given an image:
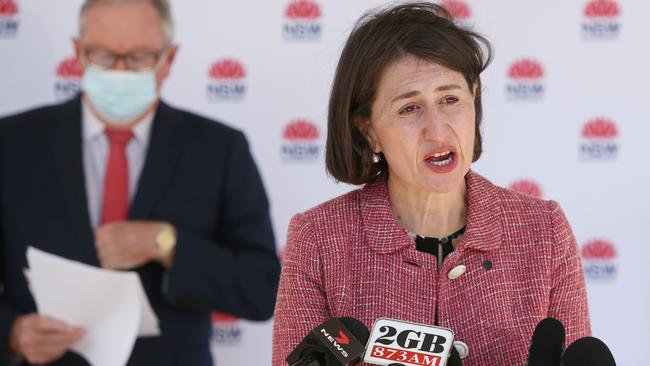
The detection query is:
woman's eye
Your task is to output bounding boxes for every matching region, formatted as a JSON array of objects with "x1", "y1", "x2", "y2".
[{"x1": 399, "y1": 105, "x2": 419, "y2": 114}]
